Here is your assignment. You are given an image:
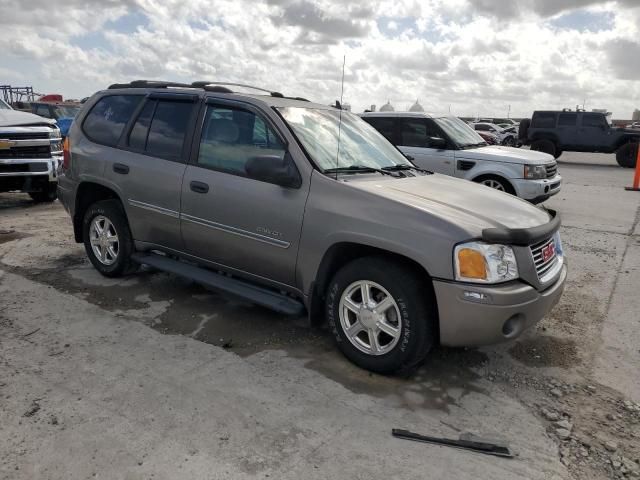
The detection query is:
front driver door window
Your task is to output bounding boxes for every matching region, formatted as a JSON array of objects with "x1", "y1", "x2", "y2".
[
  {"x1": 398, "y1": 118, "x2": 454, "y2": 175},
  {"x1": 180, "y1": 102, "x2": 308, "y2": 286}
]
